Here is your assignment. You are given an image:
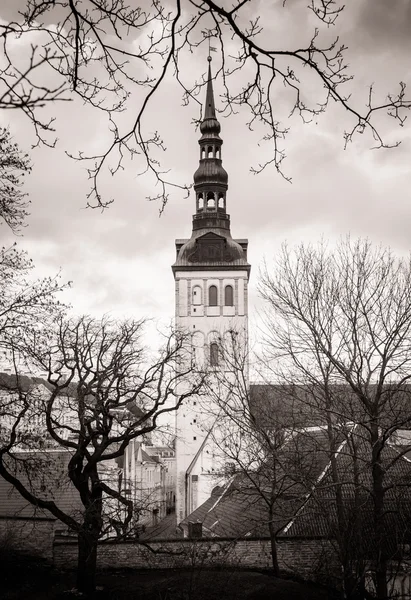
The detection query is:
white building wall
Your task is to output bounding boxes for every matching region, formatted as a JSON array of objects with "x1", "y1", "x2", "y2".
[{"x1": 174, "y1": 267, "x2": 249, "y2": 523}]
